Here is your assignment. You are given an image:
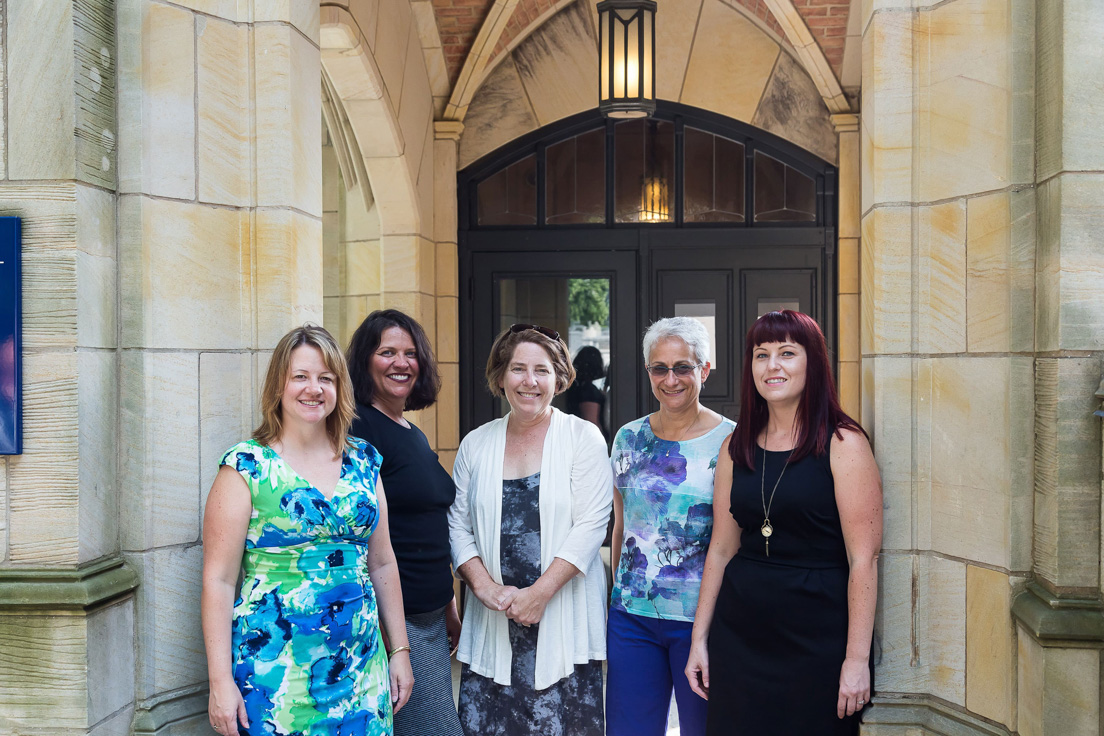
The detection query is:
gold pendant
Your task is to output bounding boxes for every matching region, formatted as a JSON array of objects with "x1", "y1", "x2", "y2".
[{"x1": 761, "y1": 520, "x2": 773, "y2": 538}]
